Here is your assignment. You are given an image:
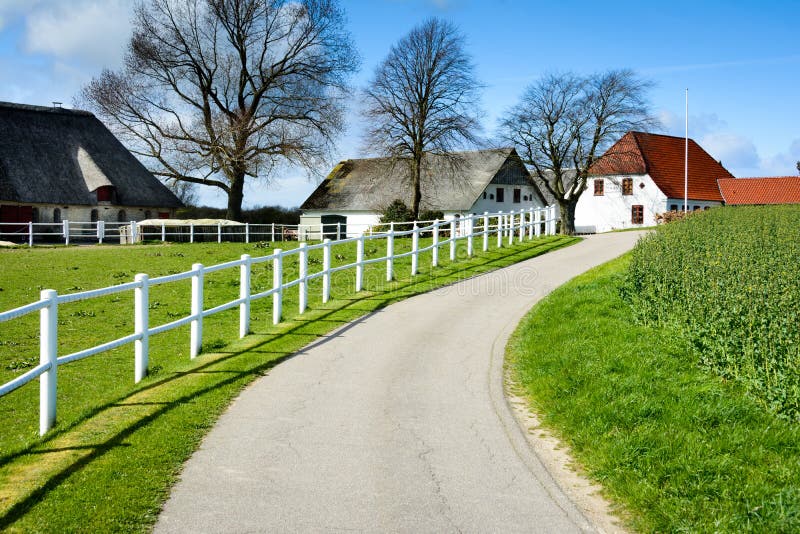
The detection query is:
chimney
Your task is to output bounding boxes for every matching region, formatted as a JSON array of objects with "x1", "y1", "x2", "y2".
[{"x1": 52, "y1": 102, "x2": 62, "y2": 109}]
